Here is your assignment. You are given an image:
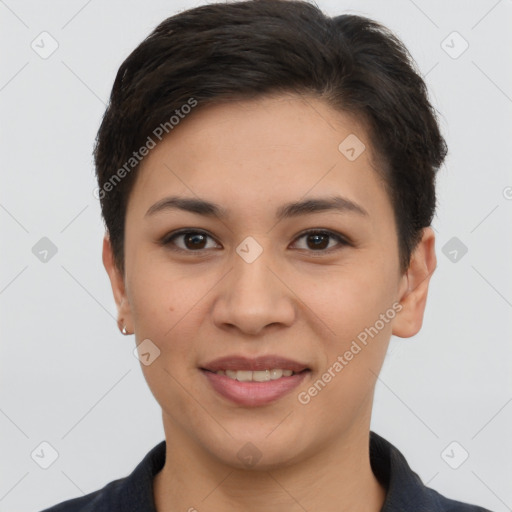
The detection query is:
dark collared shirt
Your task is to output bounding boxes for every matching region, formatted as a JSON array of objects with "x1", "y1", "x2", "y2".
[{"x1": 39, "y1": 431, "x2": 493, "y2": 511}]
